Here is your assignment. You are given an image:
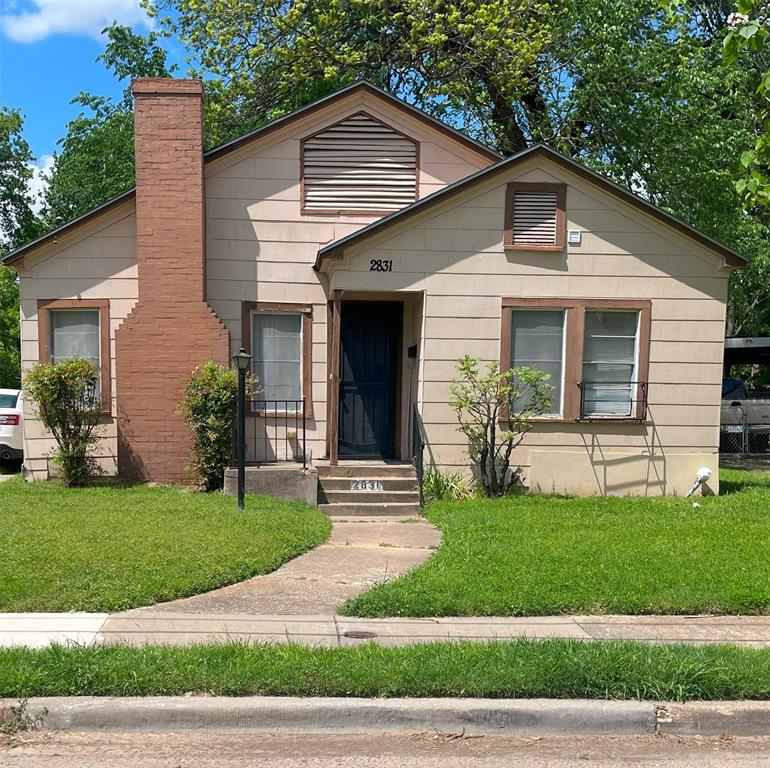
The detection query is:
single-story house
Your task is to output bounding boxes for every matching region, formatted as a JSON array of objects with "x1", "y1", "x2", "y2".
[{"x1": 4, "y1": 78, "x2": 744, "y2": 496}]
